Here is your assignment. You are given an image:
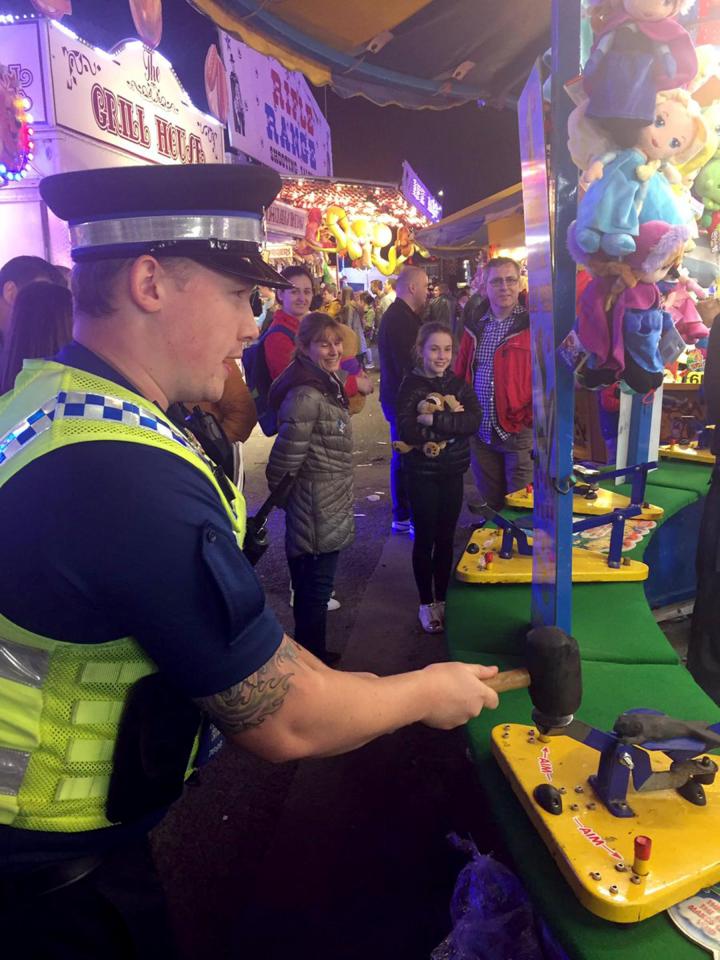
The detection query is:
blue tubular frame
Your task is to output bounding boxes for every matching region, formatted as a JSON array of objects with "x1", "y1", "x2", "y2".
[
  {"x1": 519, "y1": 0, "x2": 581, "y2": 633},
  {"x1": 485, "y1": 460, "x2": 657, "y2": 569}
]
